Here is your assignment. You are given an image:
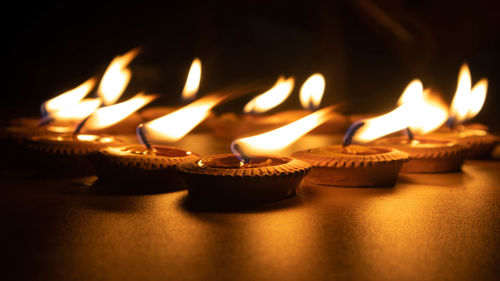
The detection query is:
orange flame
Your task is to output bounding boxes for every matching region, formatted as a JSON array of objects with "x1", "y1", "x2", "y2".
[
  {"x1": 232, "y1": 106, "x2": 336, "y2": 156},
  {"x1": 82, "y1": 93, "x2": 156, "y2": 130},
  {"x1": 353, "y1": 80, "x2": 448, "y2": 143},
  {"x1": 300, "y1": 73, "x2": 325, "y2": 110},
  {"x1": 97, "y1": 48, "x2": 140, "y2": 106},
  {"x1": 243, "y1": 76, "x2": 295, "y2": 114},
  {"x1": 144, "y1": 94, "x2": 226, "y2": 143},
  {"x1": 48, "y1": 98, "x2": 101, "y2": 121},
  {"x1": 42, "y1": 78, "x2": 97, "y2": 116},
  {"x1": 181, "y1": 58, "x2": 202, "y2": 101},
  {"x1": 449, "y1": 64, "x2": 487, "y2": 124}
]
